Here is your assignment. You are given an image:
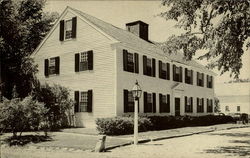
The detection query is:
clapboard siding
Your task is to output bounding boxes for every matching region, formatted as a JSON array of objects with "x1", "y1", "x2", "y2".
[
  {"x1": 115, "y1": 44, "x2": 214, "y2": 116},
  {"x1": 34, "y1": 11, "x2": 116, "y2": 127}
]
